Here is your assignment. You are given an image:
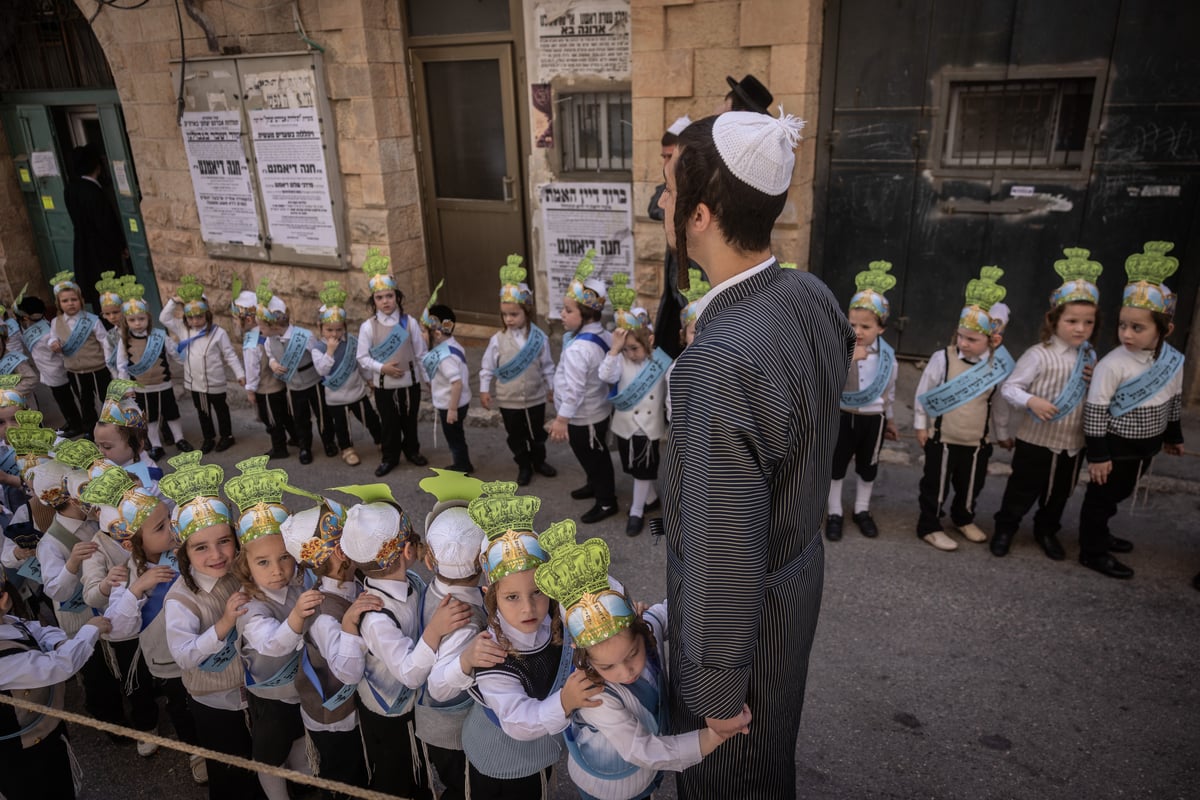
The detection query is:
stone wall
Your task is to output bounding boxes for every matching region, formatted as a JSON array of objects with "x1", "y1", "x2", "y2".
[{"x1": 0, "y1": 123, "x2": 45, "y2": 307}]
